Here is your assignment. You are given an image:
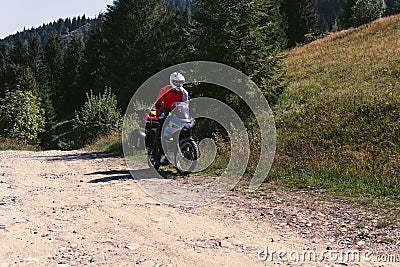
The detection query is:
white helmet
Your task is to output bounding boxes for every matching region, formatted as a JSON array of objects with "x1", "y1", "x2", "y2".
[{"x1": 170, "y1": 72, "x2": 185, "y2": 90}]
